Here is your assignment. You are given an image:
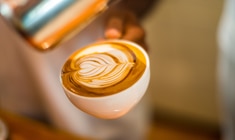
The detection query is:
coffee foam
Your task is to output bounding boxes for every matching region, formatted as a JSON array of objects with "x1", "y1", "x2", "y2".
[{"x1": 61, "y1": 41, "x2": 146, "y2": 97}]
